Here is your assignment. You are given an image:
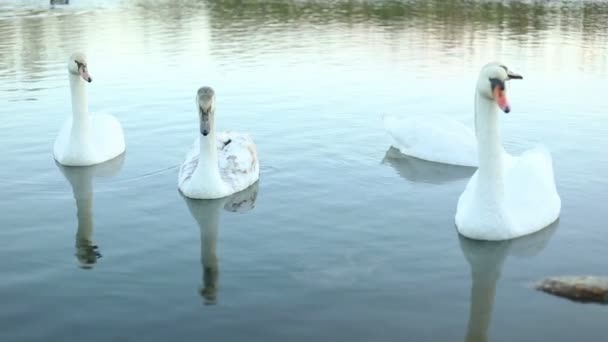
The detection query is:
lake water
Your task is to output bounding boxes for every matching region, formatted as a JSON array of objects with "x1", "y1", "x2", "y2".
[{"x1": 1, "y1": 0, "x2": 607, "y2": 341}]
